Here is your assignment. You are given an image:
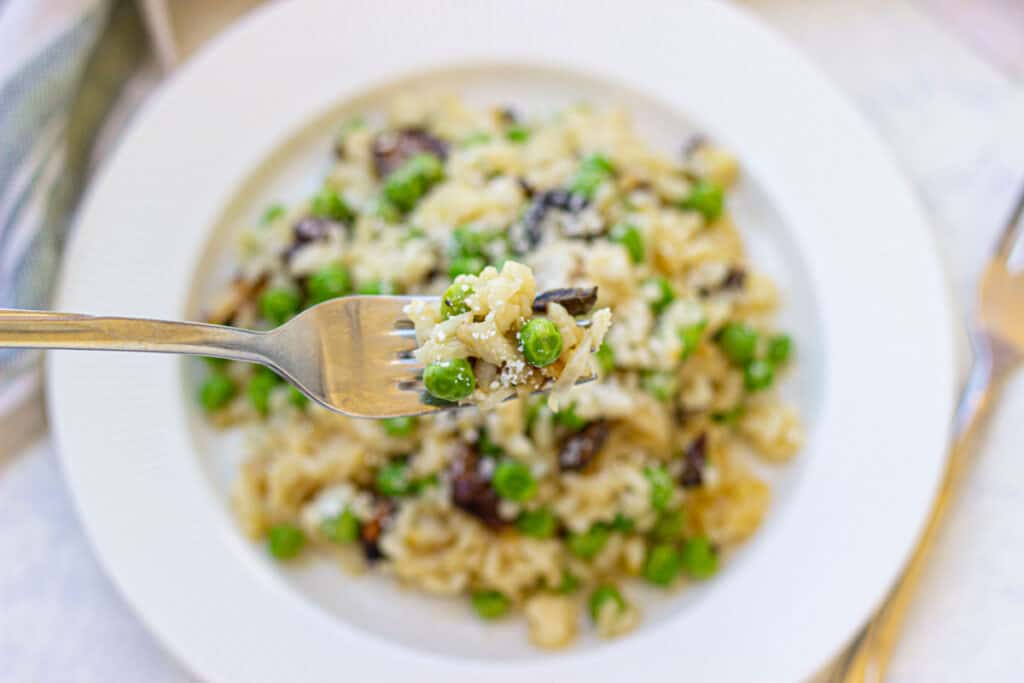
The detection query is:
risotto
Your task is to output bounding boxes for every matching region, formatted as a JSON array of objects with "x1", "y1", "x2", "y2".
[{"x1": 198, "y1": 94, "x2": 803, "y2": 649}]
